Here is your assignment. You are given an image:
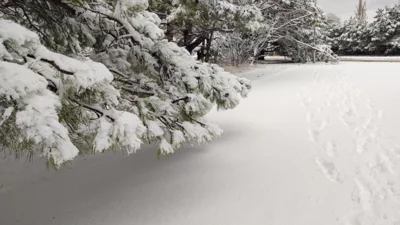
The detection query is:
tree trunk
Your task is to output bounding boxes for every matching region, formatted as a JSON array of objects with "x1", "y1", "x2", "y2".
[
  {"x1": 165, "y1": 23, "x2": 174, "y2": 42},
  {"x1": 204, "y1": 32, "x2": 214, "y2": 62},
  {"x1": 183, "y1": 23, "x2": 193, "y2": 48},
  {"x1": 187, "y1": 36, "x2": 205, "y2": 53}
]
